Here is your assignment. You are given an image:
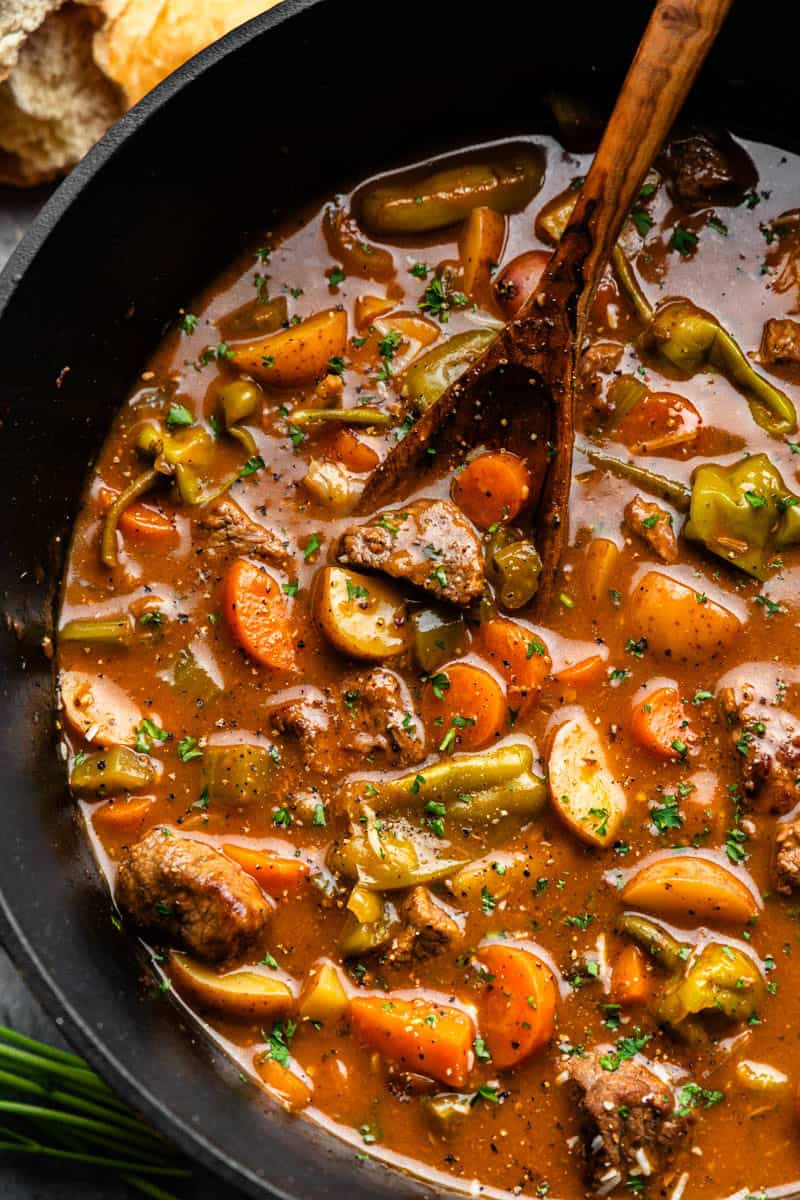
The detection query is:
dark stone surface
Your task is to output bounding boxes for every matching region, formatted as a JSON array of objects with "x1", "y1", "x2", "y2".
[{"x1": 0, "y1": 185, "x2": 242, "y2": 1200}]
